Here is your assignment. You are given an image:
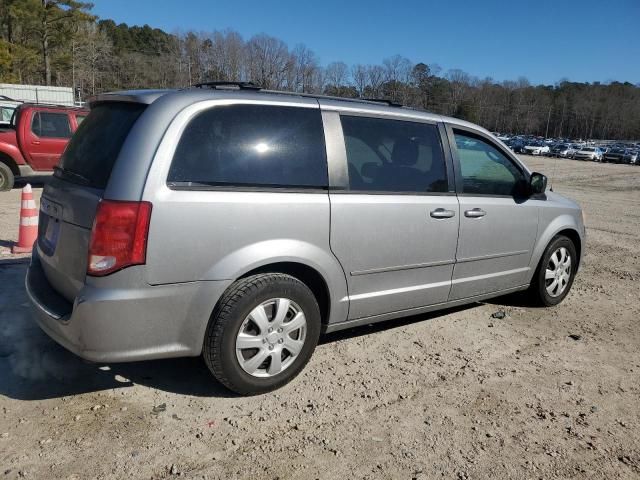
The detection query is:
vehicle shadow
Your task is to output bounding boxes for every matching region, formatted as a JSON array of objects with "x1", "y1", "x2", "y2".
[
  {"x1": 482, "y1": 290, "x2": 542, "y2": 309},
  {"x1": 320, "y1": 304, "x2": 476, "y2": 345},
  {"x1": 0, "y1": 261, "x2": 235, "y2": 400},
  {"x1": 0, "y1": 260, "x2": 526, "y2": 401}
]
